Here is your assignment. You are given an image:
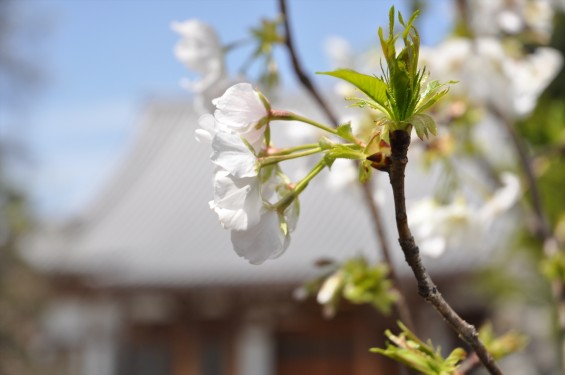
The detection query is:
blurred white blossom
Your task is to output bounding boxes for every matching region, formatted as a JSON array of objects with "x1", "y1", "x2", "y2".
[
  {"x1": 409, "y1": 198, "x2": 476, "y2": 258},
  {"x1": 317, "y1": 271, "x2": 343, "y2": 304},
  {"x1": 480, "y1": 172, "x2": 522, "y2": 224},
  {"x1": 469, "y1": 0, "x2": 554, "y2": 41},
  {"x1": 420, "y1": 37, "x2": 562, "y2": 118},
  {"x1": 172, "y1": 19, "x2": 230, "y2": 114},
  {"x1": 408, "y1": 173, "x2": 521, "y2": 257}
]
